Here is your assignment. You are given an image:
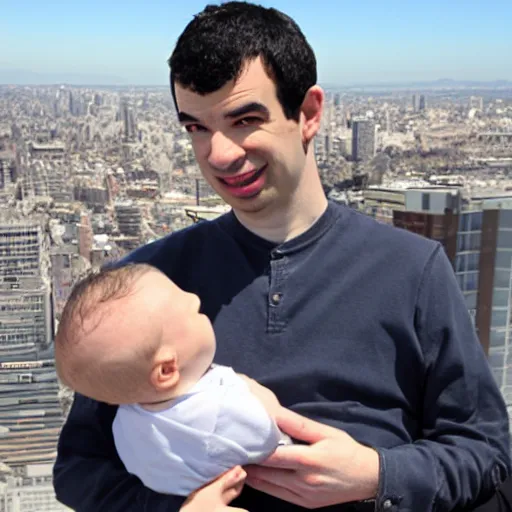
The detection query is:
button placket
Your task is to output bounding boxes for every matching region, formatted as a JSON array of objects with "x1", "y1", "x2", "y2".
[{"x1": 267, "y1": 251, "x2": 287, "y2": 333}]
